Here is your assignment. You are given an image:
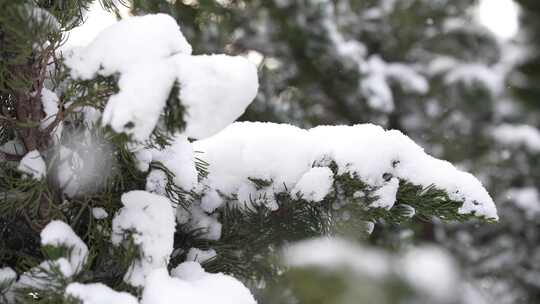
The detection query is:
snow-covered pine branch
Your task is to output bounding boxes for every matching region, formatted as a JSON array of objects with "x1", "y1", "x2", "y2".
[{"x1": 1, "y1": 7, "x2": 498, "y2": 304}]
